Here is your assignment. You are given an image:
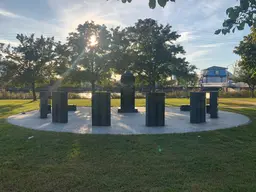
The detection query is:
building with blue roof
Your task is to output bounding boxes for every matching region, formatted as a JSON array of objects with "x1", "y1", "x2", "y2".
[{"x1": 200, "y1": 66, "x2": 233, "y2": 88}]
